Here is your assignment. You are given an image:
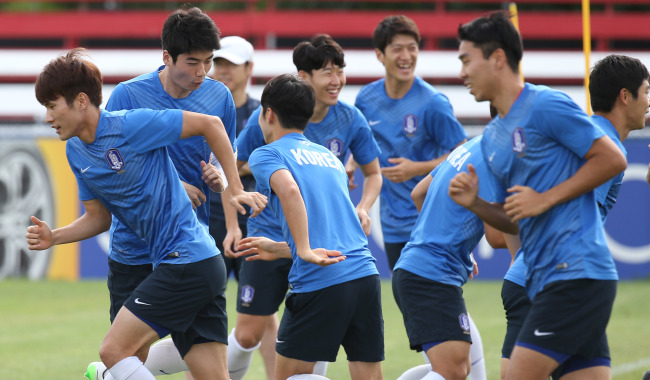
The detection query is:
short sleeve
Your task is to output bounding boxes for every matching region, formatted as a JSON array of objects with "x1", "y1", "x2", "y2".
[
  {"x1": 249, "y1": 146, "x2": 286, "y2": 192},
  {"x1": 424, "y1": 93, "x2": 467, "y2": 151},
  {"x1": 348, "y1": 107, "x2": 380, "y2": 166}
]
